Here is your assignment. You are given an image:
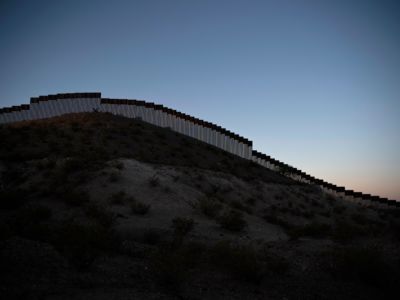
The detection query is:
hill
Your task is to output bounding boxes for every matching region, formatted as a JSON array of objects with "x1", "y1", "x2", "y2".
[{"x1": 1, "y1": 112, "x2": 399, "y2": 300}]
